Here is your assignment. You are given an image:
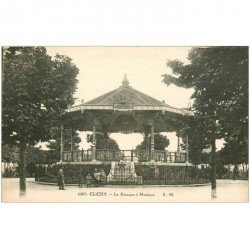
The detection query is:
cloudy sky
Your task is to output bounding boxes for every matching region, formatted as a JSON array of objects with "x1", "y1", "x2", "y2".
[{"x1": 45, "y1": 47, "x2": 223, "y2": 151}]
